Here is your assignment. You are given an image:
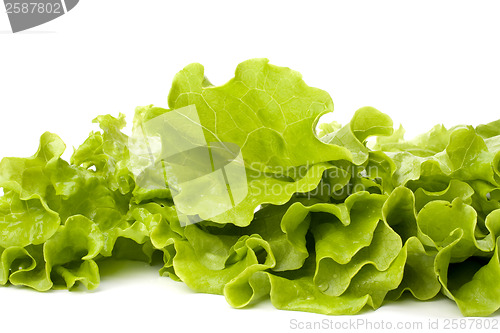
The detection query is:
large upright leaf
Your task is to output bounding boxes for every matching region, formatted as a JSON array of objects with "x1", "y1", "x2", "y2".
[{"x1": 168, "y1": 58, "x2": 352, "y2": 170}]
